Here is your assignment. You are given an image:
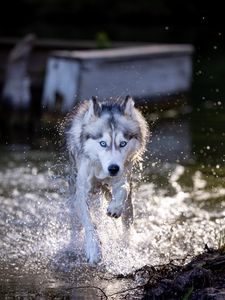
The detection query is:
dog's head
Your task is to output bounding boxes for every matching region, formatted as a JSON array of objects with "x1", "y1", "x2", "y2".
[{"x1": 81, "y1": 96, "x2": 148, "y2": 178}]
